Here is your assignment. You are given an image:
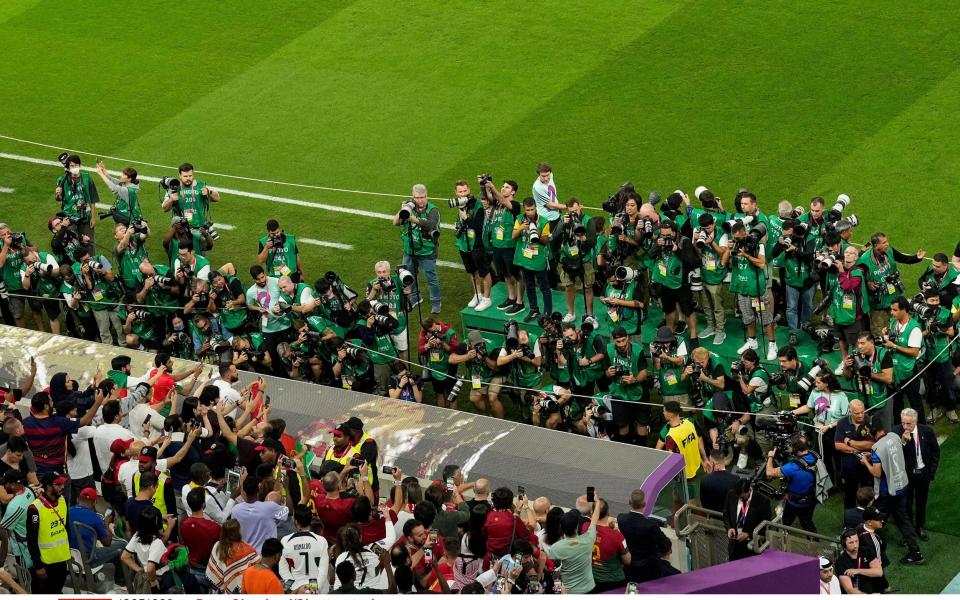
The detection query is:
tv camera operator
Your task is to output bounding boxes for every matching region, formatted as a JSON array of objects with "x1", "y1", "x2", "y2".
[{"x1": 764, "y1": 433, "x2": 820, "y2": 532}]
